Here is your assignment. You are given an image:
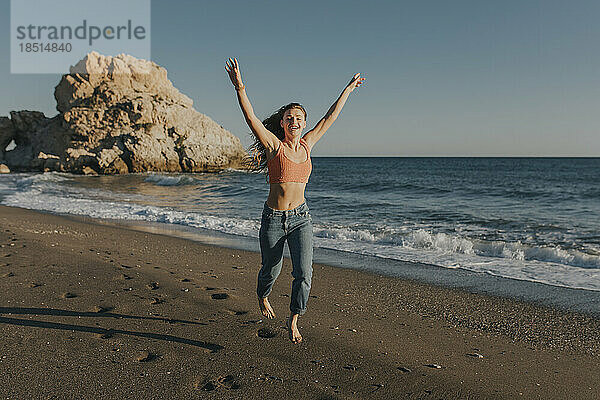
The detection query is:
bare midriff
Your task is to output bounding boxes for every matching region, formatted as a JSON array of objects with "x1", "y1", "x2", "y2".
[{"x1": 266, "y1": 183, "x2": 307, "y2": 210}]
